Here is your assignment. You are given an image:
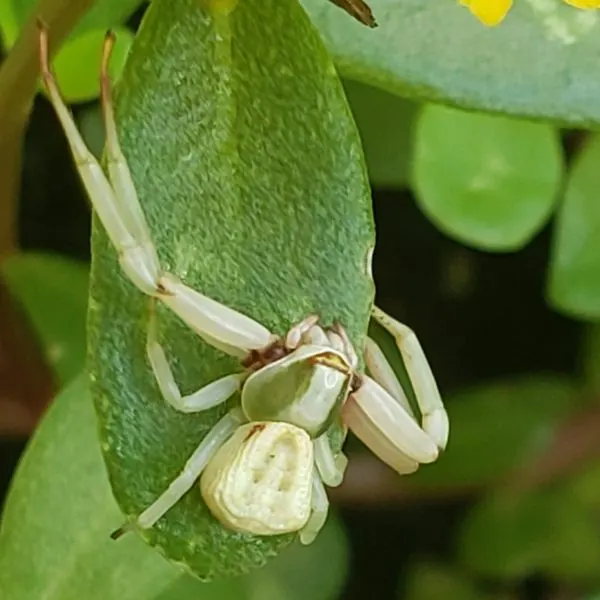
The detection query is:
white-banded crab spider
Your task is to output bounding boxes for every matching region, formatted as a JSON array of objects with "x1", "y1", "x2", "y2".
[{"x1": 38, "y1": 26, "x2": 449, "y2": 545}]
